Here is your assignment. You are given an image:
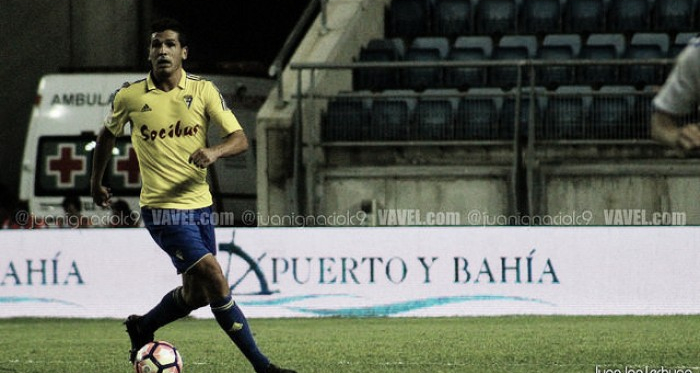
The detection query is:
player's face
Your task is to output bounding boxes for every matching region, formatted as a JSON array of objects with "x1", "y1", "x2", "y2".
[{"x1": 149, "y1": 30, "x2": 188, "y2": 76}]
